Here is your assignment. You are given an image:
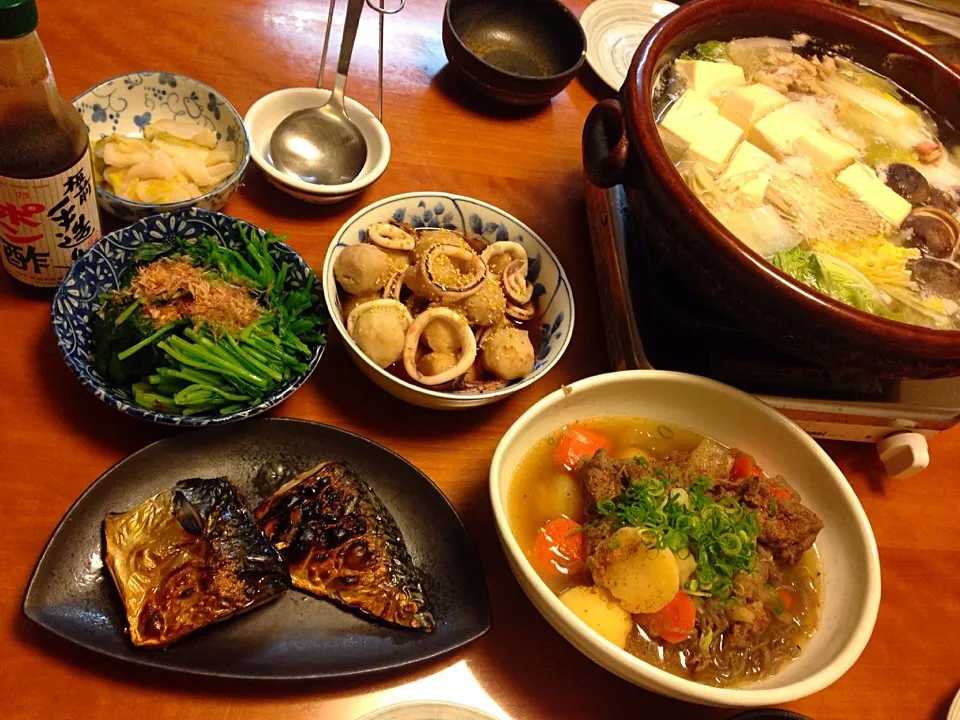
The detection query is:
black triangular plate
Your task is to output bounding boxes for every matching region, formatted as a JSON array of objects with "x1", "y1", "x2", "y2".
[{"x1": 22, "y1": 418, "x2": 490, "y2": 679}]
